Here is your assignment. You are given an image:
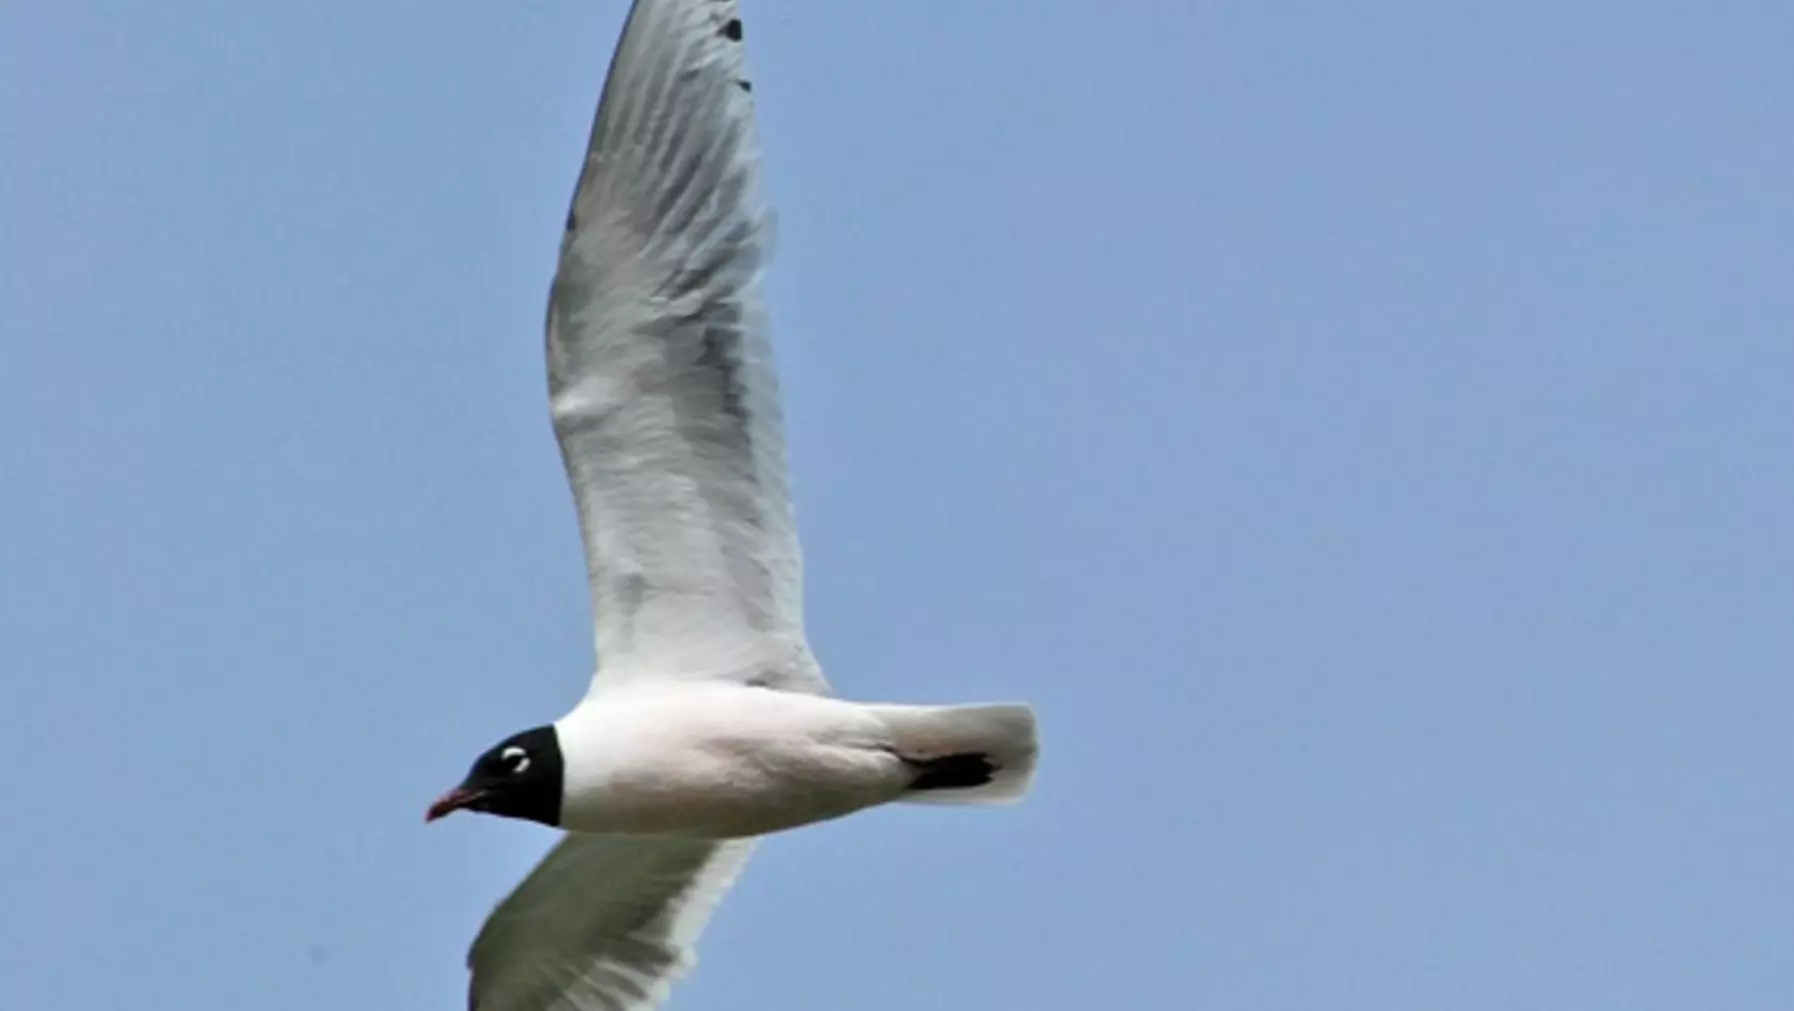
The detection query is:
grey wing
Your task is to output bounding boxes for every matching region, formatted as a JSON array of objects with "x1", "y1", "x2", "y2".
[
  {"x1": 548, "y1": 0, "x2": 820, "y2": 691},
  {"x1": 467, "y1": 835, "x2": 755, "y2": 1011}
]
